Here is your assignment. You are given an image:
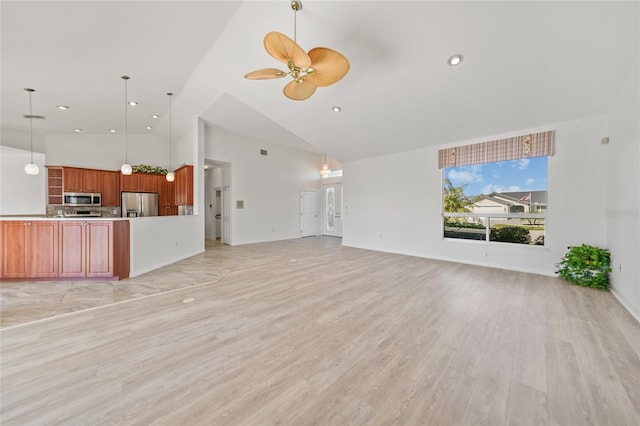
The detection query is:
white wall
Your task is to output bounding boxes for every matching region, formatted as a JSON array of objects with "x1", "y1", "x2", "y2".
[
  {"x1": 343, "y1": 115, "x2": 609, "y2": 277},
  {"x1": 0, "y1": 146, "x2": 46, "y2": 215},
  {"x1": 607, "y1": 56, "x2": 640, "y2": 320},
  {"x1": 129, "y1": 215, "x2": 202, "y2": 277},
  {"x1": 205, "y1": 125, "x2": 321, "y2": 245},
  {"x1": 45, "y1": 134, "x2": 171, "y2": 171}
]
